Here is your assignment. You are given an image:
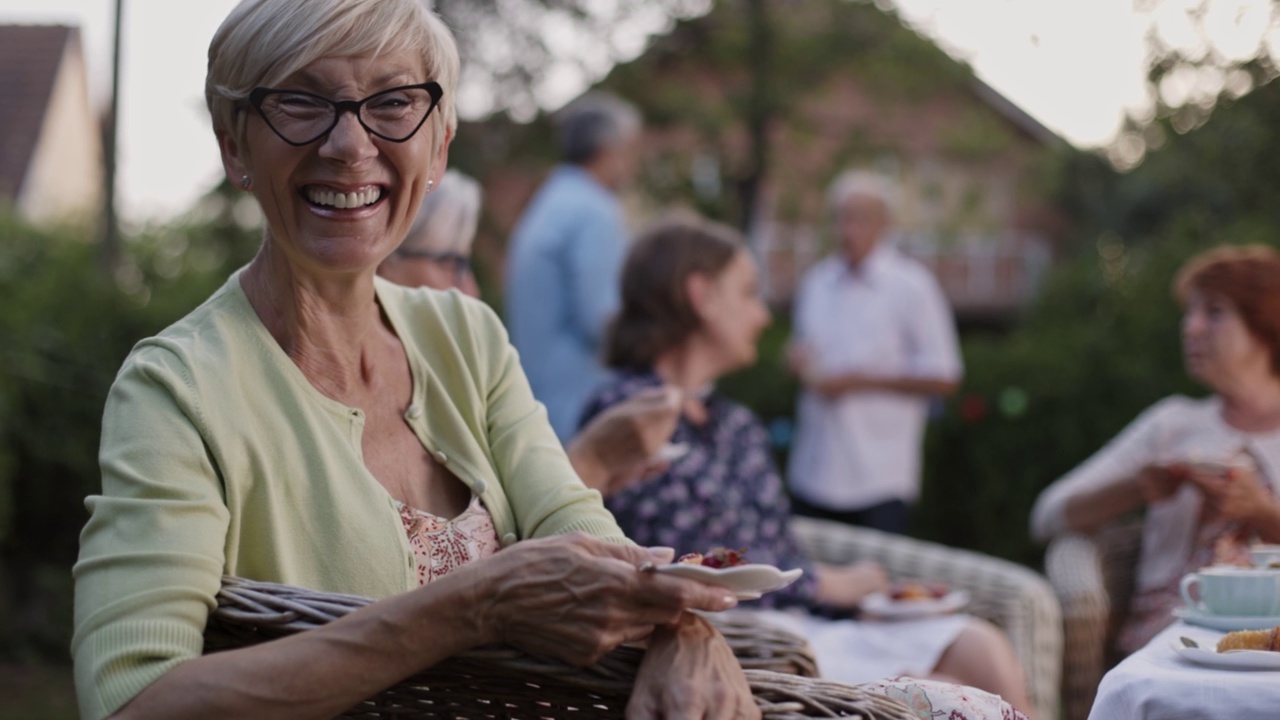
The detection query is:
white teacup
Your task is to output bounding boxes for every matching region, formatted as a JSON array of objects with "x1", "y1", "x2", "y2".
[
  {"x1": 1180, "y1": 566, "x2": 1280, "y2": 617},
  {"x1": 1250, "y1": 545, "x2": 1280, "y2": 569}
]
